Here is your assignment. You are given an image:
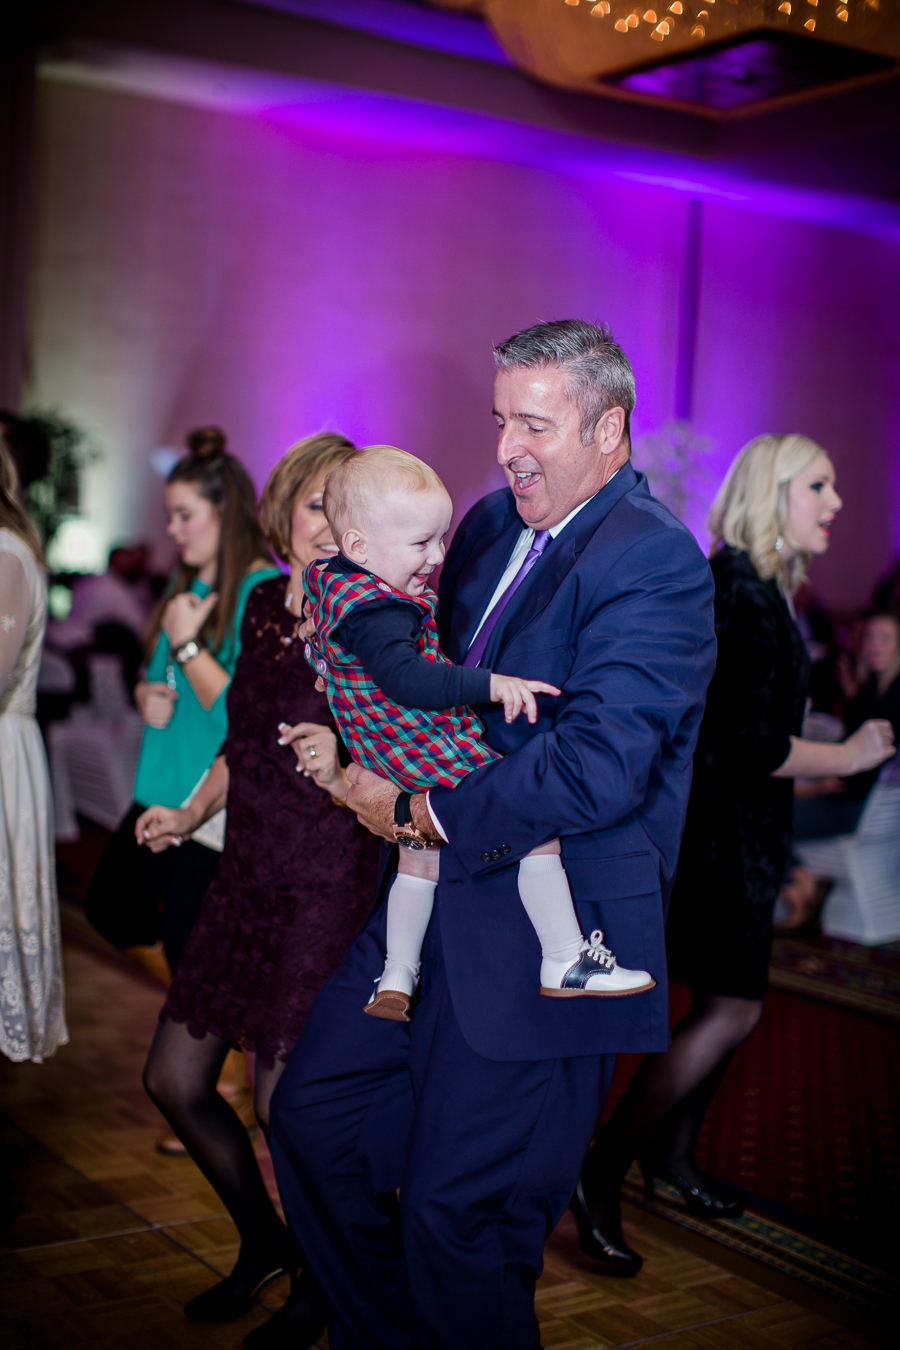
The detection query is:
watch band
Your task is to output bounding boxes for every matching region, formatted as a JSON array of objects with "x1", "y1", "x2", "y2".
[
  {"x1": 392, "y1": 791, "x2": 438, "y2": 850},
  {"x1": 394, "y1": 791, "x2": 414, "y2": 829}
]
